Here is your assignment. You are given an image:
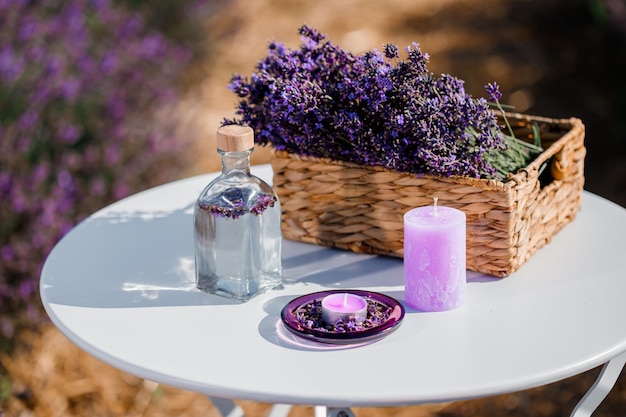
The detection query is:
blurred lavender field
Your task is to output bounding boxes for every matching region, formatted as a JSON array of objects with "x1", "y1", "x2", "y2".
[{"x1": 0, "y1": 0, "x2": 210, "y2": 342}]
